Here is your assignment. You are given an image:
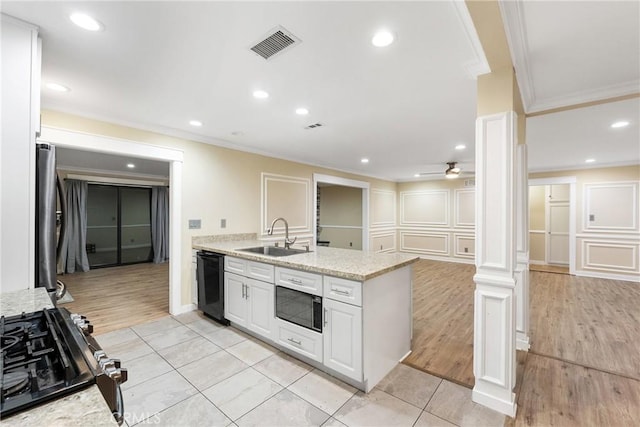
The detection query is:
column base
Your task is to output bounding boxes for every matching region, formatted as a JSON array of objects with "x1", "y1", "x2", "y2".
[
  {"x1": 516, "y1": 332, "x2": 530, "y2": 351},
  {"x1": 472, "y1": 387, "x2": 517, "y2": 418}
]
